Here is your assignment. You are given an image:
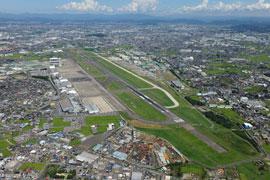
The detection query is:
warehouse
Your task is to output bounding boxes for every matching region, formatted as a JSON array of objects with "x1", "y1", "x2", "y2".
[{"x1": 76, "y1": 152, "x2": 98, "y2": 164}]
